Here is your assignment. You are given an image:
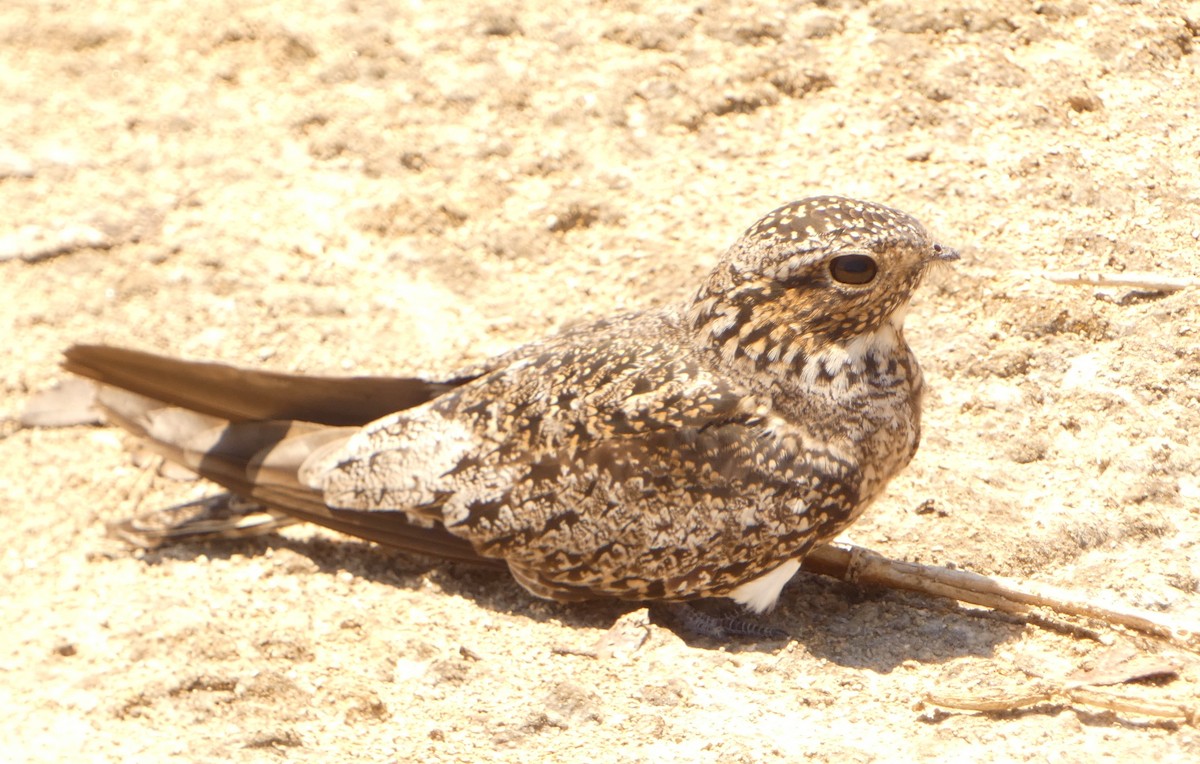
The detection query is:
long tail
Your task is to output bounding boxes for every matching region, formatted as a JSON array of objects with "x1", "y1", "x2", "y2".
[{"x1": 64, "y1": 344, "x2": 497, "y2": 566}]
